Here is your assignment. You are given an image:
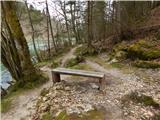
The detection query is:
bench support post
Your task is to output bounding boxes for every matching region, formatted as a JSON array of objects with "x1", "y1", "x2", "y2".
[
  {"x1": 52, "y1": 72, "x2": 60, "y2": 83},
  {"x1": 98, "y1": 75, "x2": 105, "y2": 90}
]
